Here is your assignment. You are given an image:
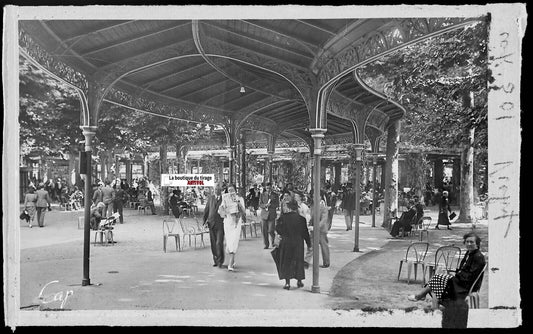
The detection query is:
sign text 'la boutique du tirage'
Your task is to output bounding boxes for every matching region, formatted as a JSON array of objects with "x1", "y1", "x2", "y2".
[{"x1": 161, "y1": 174, "x2": 215, "y2": 187}]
